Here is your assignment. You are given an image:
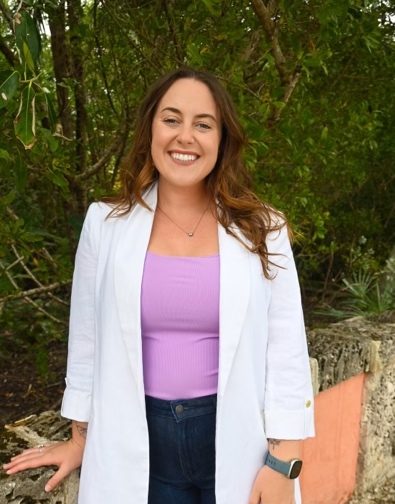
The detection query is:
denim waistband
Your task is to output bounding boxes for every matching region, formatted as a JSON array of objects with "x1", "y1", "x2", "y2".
[{"x1": 145, "y1": 394, "x2": 217, "y2": 422}]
